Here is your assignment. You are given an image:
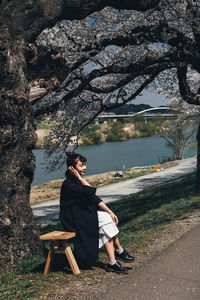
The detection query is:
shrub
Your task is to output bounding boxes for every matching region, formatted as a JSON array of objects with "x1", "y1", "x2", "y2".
[
  {"x1": 81, "y1": 136, "x2": 93, "y2": 145},
  {"x1": 80, "y1": 123, "x2": 103, "y2": 145},
  {"x1": 106, "y1": 133, "x2": 119, "y2": 142}
]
